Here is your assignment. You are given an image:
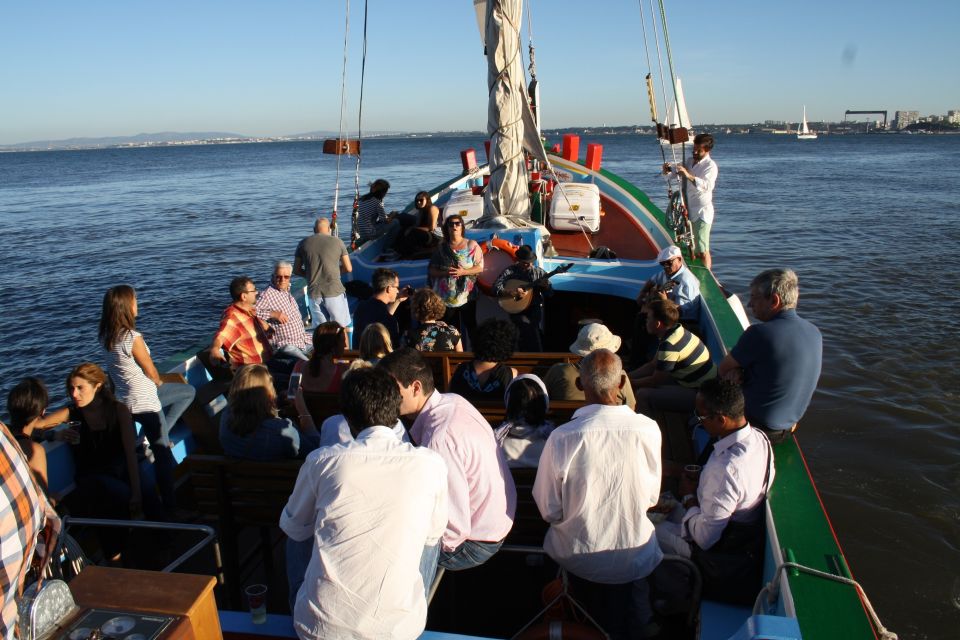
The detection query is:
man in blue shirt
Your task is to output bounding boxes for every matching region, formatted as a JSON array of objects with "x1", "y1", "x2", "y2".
[
  {"x1": 637, "y1": 246, "x2": 701, "y2": 321},
  {"x1": 719, "y1": 268, "x2": 822, "y2": 444},
  {"x1": 631, "y1": 245, "x2": 701, "y2": 367}
]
